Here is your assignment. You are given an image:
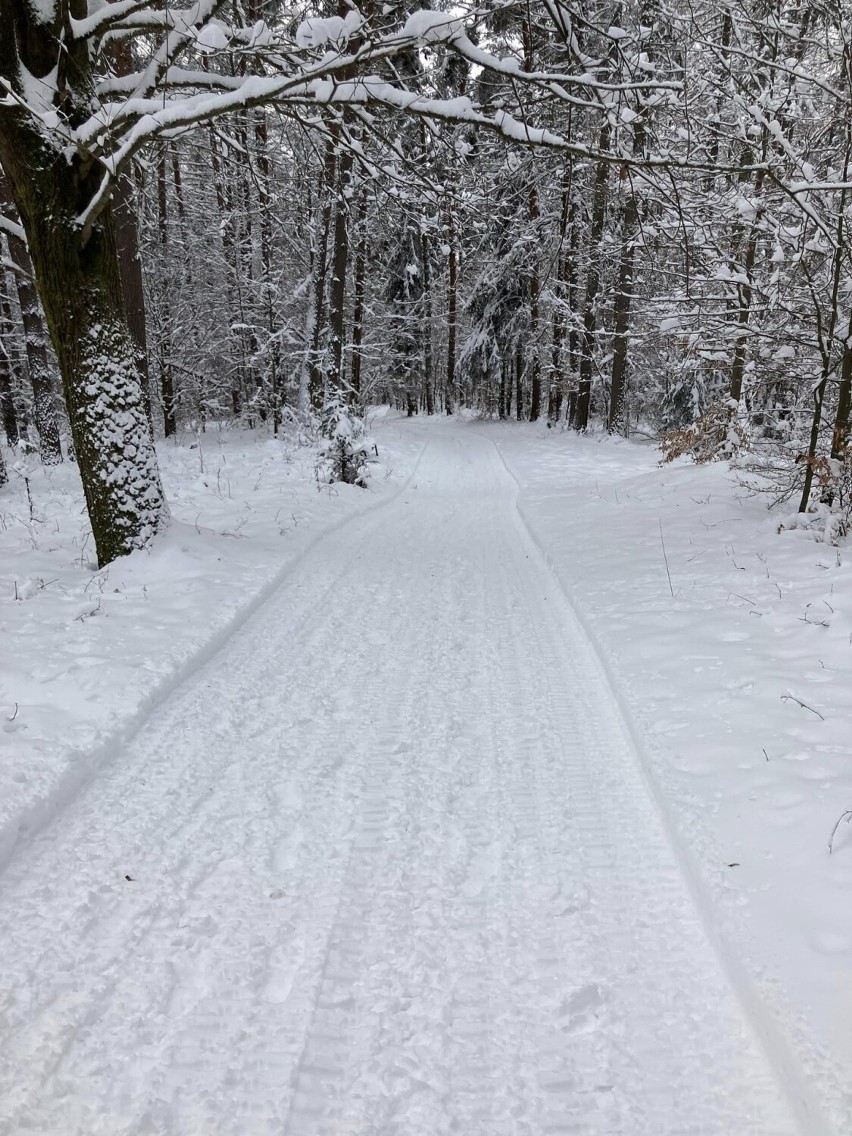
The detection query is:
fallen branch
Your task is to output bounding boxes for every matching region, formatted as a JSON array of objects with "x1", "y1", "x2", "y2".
[
  {"x1": 780, "y1": 693, "x2": 824, "y2": 720},
  {"x1": 828, "y1": 810, "x2": 852, "y2": 854},
  {"x1": 659, "y1": 520, "x2": 675, "y2": 598}
]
